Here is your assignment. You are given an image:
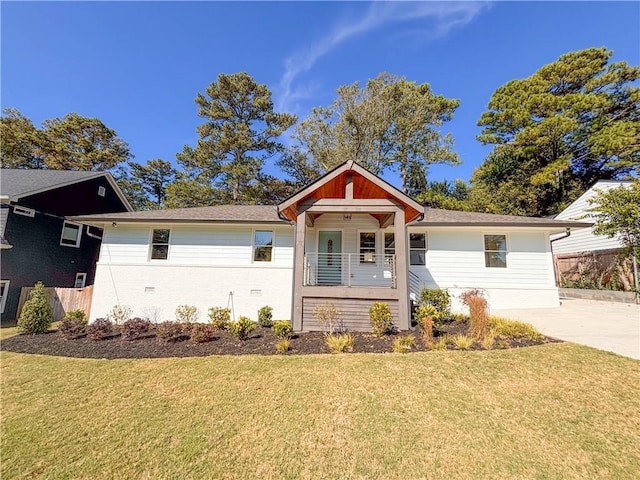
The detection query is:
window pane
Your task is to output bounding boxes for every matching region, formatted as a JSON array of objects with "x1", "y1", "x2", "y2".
[
  {"x1": 254, "y1": 230, "x2": 273, "y2": 247},
  {"x1": 254, "y1": 246, "x2": 272, "y2": 262},
  {"x1": 360, "y1": 232, "x2": 376, "y2": 248},
  {"x1": 410, "y1": 250, "x2": 426, "y2": 266},
  {"x1": 384, "y1": 233, "x2": 395, "y2": 250},
  {"x1": 484, "y1": 235, "x2": 506, "y2": 251},
  {"x1": 153, "y1": 229, "x2": 170, "y2": 244},
  {"x1": 410, "y1": 233, "x2": 425, "y2": 249},
  {"x1": 151, "y1": 244, "x2": 169, "y2": 260},
  {"x1": 62, "y1": 224, "x2": 80, "y2": 242},
  {"x1": 485, "y1": 252, "x2": 507, "y2": 268}
]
